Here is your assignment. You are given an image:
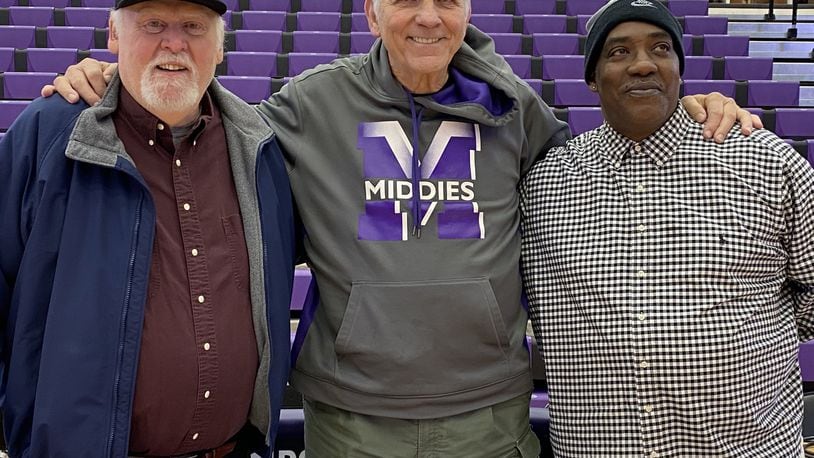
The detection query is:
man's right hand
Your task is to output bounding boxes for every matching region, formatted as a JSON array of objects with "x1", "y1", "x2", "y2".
[{"x1": 41, "y1": 58, "x2": 117, "y2": 105}]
